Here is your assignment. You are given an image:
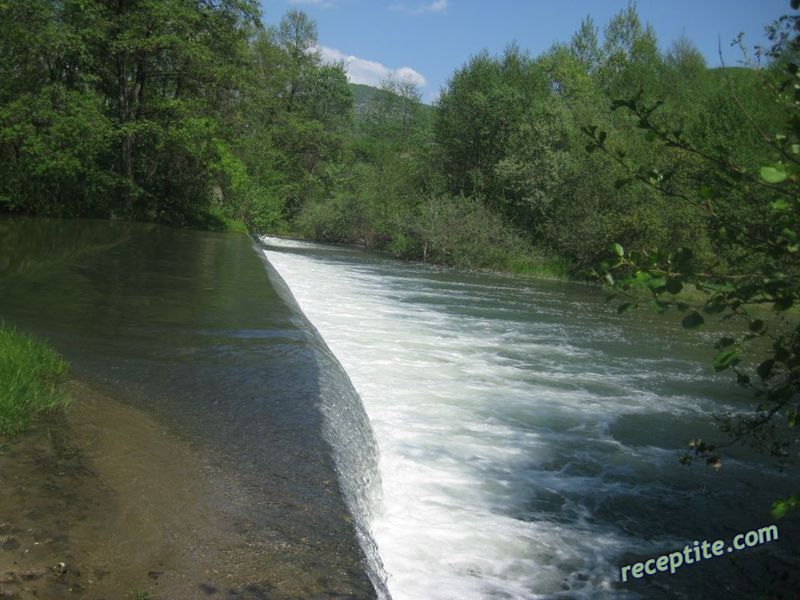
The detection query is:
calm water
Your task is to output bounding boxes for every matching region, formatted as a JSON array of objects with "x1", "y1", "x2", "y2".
[
  {"x1": 260, "y1": 235, "x2": 800, "y2": 600},
  {"x1": 0, "y1": 218, "x2": 383, "y2": 598}
]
